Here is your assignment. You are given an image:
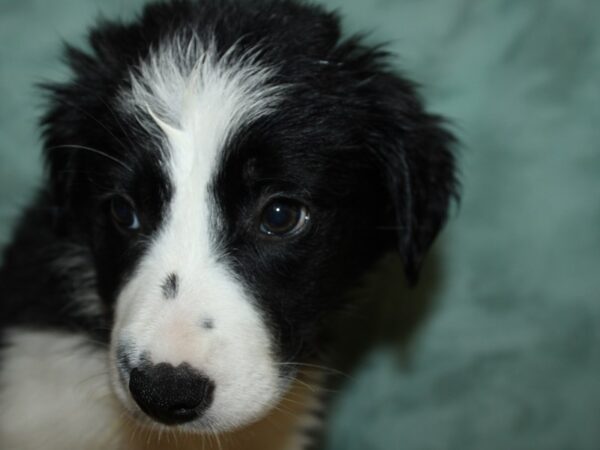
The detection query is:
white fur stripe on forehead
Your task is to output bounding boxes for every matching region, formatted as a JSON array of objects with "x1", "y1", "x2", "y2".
[{"x1": 124, "y1": 36, "x2": 283, "y2": 150}]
